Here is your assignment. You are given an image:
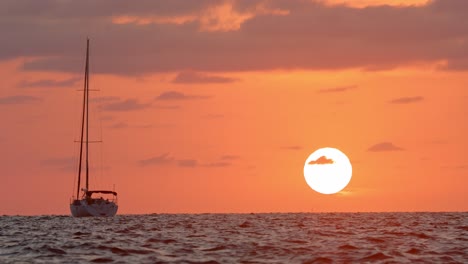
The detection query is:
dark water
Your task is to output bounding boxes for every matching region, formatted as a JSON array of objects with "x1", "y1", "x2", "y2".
[{"x1": 0, "y1": 213, "x2": 466, "y2": 263}]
